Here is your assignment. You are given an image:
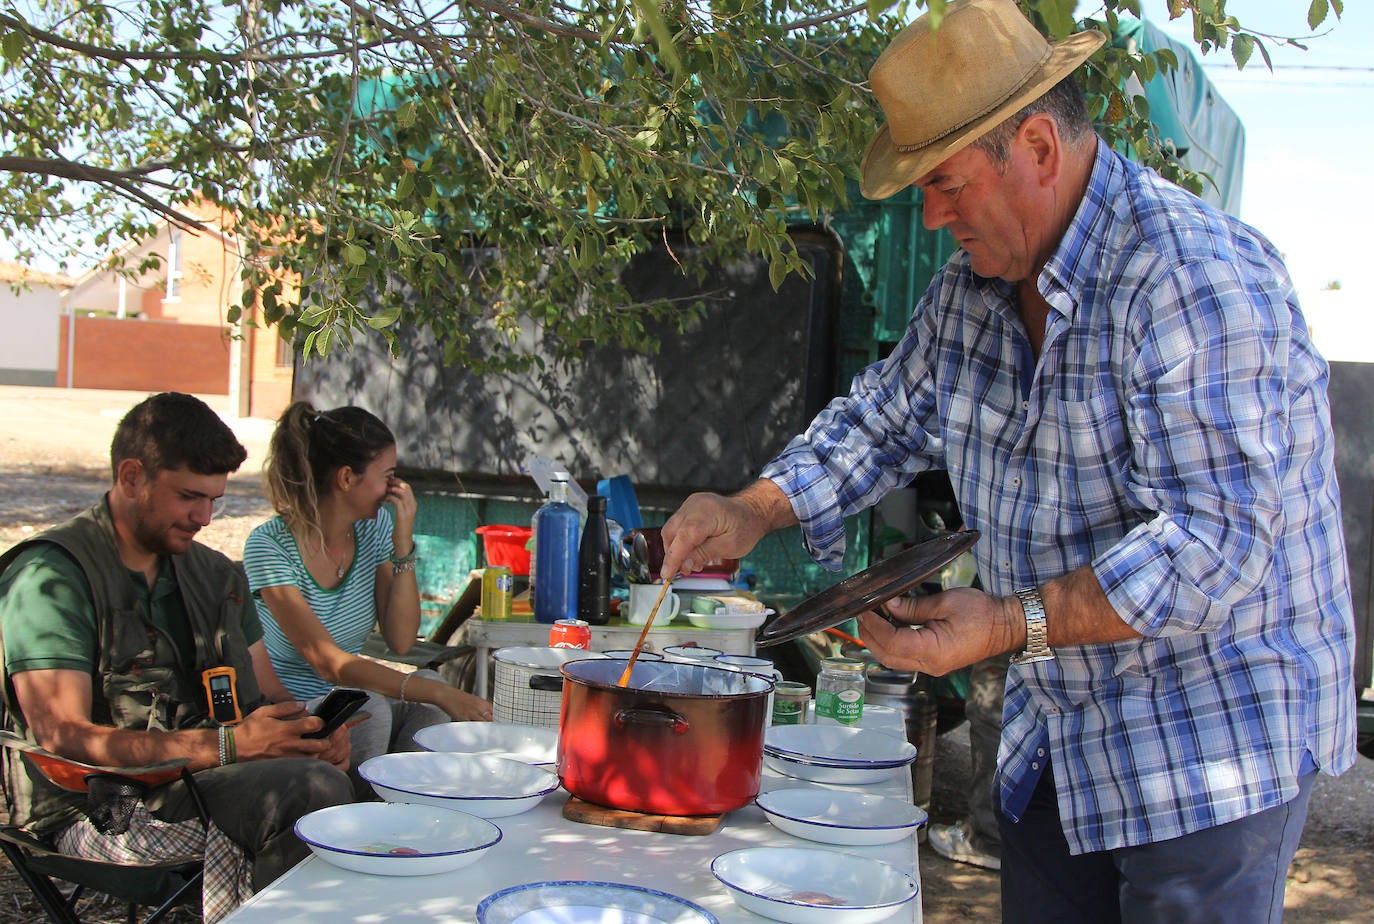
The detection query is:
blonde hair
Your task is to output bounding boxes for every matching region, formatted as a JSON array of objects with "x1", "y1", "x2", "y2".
[{"x1": 263, "y1": 401, "x2": 395, "y2": 549}]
